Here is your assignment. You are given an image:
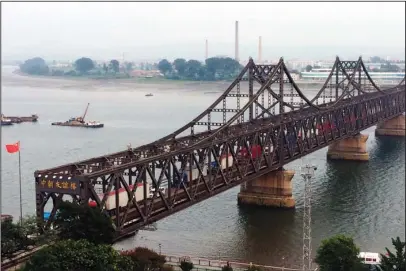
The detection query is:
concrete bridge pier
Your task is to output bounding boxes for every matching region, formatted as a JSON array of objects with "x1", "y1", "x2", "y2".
[
  {"x1": 237, "y1": 168, "x2": 295, "y2": 208},
  {"x1": 375, "y1": 114, "x2": 405, "y2": 136},
  {"x1": 326, "y1": 133, "x2": 369, "y2": 161}
]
